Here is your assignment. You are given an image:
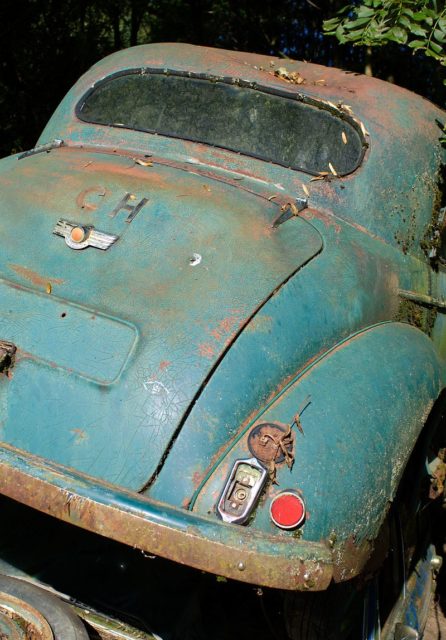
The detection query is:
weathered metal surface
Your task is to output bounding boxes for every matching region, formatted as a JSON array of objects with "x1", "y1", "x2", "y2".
[
  {"x1": 189, "y1": 322, "x2": 443, "y2": 579},
  {"x1": 0, "y1": 147, "x2": 322, "y2": 488},
  {"x1": 0, "y1": 443, "x2": 333, "y2": 591},
  {"x1": 150, "y1": 229, "x2": 430, "y2": 506},
  {"x1": 0, "y1": 42, "x2": 445, "y2": 595}
]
